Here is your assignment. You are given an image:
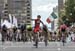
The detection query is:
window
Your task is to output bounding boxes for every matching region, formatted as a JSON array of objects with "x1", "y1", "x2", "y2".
[
  {"x1": 27, "y1": 14, "x2": 30, "y2": 16},
  {"x1": 14, "y1": 14, "x2": 18, "y2": 16},
  {"x1": 24, "y1": 7, "x2": 27, "y2": 9},
  {"x1": 27, "y1": 11, "x2": 30, "y2": 13},
  {"x1": 5, "y1": 4, "x2": 8, "y2": 6},
  {"x1": 12, "y1": 2, "x2": 22, "y2": 9},
  {"x1": 12, "y1": 0, "x2": 18, "y2": 1},
  {"x1": 27, "y1": 17, "x2": 30, "y2": 19},
  {"x1": 4, "y1": 11, "x2": 8, "y2": 13},
  {"x1": 27, "y1": 7, "x2": 30, "y2": 9},
  {"x1": 27, "y1": 21, "x2": 30, "y2": 23},
  {"x1": 27, "y1": 4, "x2": 30, "y2": 6},
  {"x1": 4, "y1": 8, "x2": 8, "y2": 9},
  {"x1": 4, "y1": 14, "x2": 8, "y2": 16},
  {"x1": 21, "y1": 14, "x2": 27, "y2": 16},
  {"x1": 26, "y1": 1, "x2": 29, "y2": 3},
  {"x1": 27, "y1": 6, "x2": 30, "y2": 8}
]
